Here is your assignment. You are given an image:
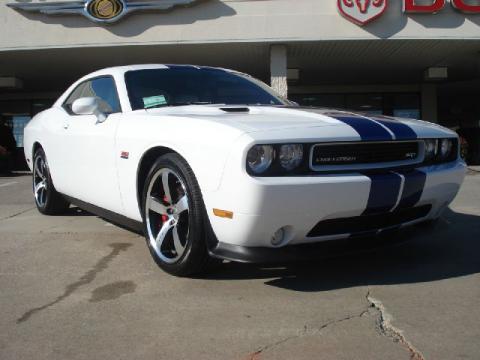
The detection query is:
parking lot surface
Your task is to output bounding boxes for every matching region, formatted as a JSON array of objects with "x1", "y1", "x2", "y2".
[{"x1": 1, "y1": 171, "x2": 479, "y2": 360}]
